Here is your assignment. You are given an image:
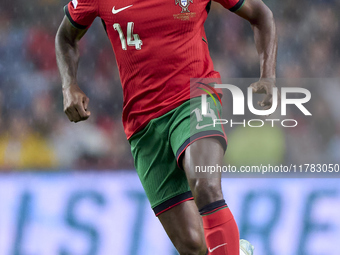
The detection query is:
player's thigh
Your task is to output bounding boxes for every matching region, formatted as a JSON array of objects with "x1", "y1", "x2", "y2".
[
  {"x1": 170, "y1": 97, "x2": 226, "y2": 208},
  {"x1": 182, "y1": 137, "x2": 224, "y2": 208},
  {"x1": 158, "y1": 200, "x2": 207, "y2": 255},
  {"x1": 183, "y1": 137, "x2": 225, "y2": 178}
]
